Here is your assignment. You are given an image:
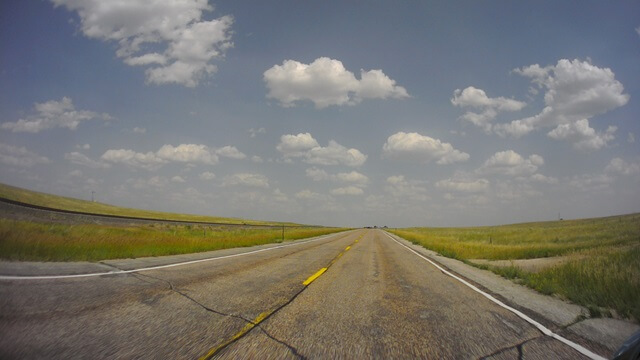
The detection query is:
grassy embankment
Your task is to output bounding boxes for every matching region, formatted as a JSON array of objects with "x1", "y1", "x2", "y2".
[
  {"x1": 0, "y1": 220, "x2": 347, "y2": 261},
  {"x1": 0, "y1": 183, "x2": 296, "y2": 226},
  {"x1": 389, "y1": 213, "x2": 640, "y2": 322},
  {"x1": 0, "y1": 183, "x2": 347, "y2": 261}
]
